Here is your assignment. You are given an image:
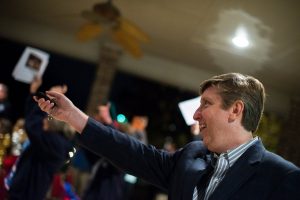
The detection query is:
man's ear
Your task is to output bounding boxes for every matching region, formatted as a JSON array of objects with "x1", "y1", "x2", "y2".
[{"x1": 228, "y1": 100, "x2": 244, "y2": 122}]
